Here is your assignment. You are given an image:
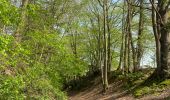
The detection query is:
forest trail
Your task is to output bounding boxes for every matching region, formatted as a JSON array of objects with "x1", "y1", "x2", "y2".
[{"x1": 68, "y1": 77, "x2": 170, "y2": 100}]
